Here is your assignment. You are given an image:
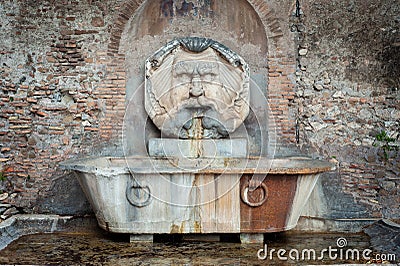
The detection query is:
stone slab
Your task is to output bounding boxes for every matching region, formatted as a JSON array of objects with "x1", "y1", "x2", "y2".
[
  {"x1": 0, "y1": 214, "x2": 74, "y2": 250},
  {"x1": 364, "y1": 220, "x2": 400, "y2": 261},
  {"x1": 148, "y1": 138, "x2": 248, "y2": 158},
  {"x1": 60, "y1": 156, "x2": 336, "y2": 175}
]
